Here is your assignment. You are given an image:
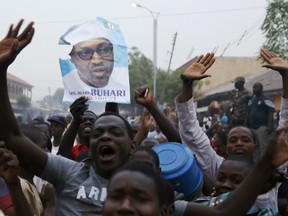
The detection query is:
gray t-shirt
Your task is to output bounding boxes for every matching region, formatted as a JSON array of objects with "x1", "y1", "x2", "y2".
[{"x1": 41, "y1": 153, "x2": 108, "y2": 216}]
